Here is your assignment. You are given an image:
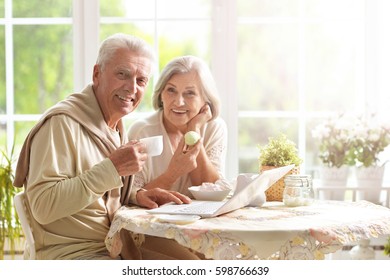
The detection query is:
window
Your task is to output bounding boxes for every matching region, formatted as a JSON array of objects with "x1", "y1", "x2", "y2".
[
  {"x1": 99, "y1": 0, "x2": 212, "y2": 115},
  {"x1": 235, "y1": 0, "x2": 366, "y2": 178},
  {"x1": 1, "y1": 0, "x2": 389, "y2": 184},
  {"x1": 0, "y1": 0, "x2": 73, "y2": 157},
  {"x1": 233, "y1": 0, "x2": 389, "y2": 185}
]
